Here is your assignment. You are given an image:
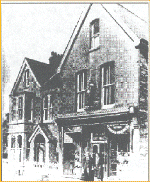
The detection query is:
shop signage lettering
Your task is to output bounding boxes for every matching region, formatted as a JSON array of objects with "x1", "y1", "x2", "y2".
[
  {"x1": 107, "y1": 124, "x2": 129, "y2": 134},
  {"x1": 91, "y1": 133, "x2": 107, "y2": 143}
]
